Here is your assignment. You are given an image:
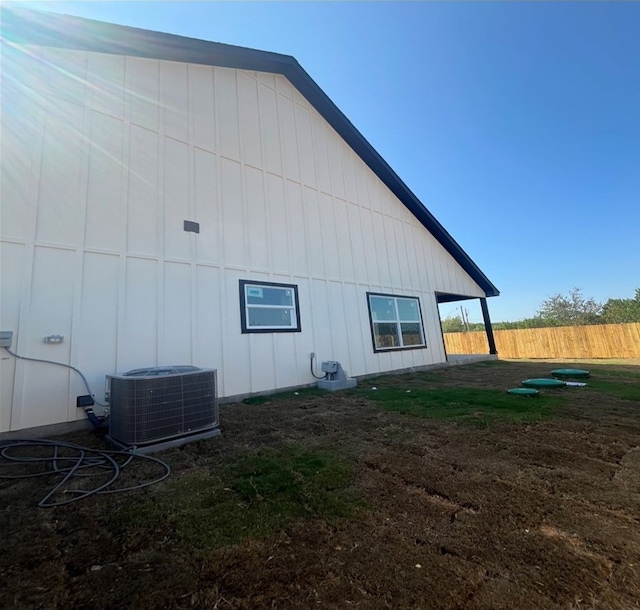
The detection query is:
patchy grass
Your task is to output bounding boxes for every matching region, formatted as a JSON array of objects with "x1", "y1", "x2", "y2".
[
  {"x1": 3, "y1": 359, "x2": 640, "y2": 610},
  {"x1": 237, "y1": 362, "x2": 638, "y2": 425},
  {"x1": 240, "y1": 366, "x2": 571, "y2": 425},
  {"x1": 242, "y1": 387, "x2": 328, "y2": 405},
  {"x1": 460, "y1": 359, "x2": 503, "y2": 366},
  {"x1": 595, "y1": 368, "x2": 640, "y2": 381},
  {"x1": 357, "y1": 370, "x2": 443, "y2": 388},
  {"x1": 109, "y1": 444, "x2": 361, "y2": 550},
  {"x1": 348, "y1": 386, "x2": 563, "y2": 424},
  {"x1": 584, "y1": 378, "x2": 640, "y2": 401}
]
